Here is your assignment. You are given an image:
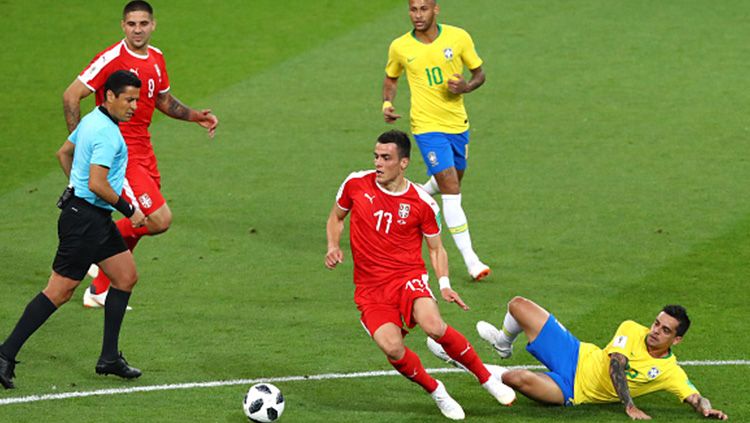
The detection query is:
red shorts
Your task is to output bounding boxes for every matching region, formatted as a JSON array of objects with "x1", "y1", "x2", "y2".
[
  {"x1": 122, "y1": 158, "x2": 166, "y2": 216},
  {"x1": 355, "y1": 272, "x2": 436, "y2": 337}
]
